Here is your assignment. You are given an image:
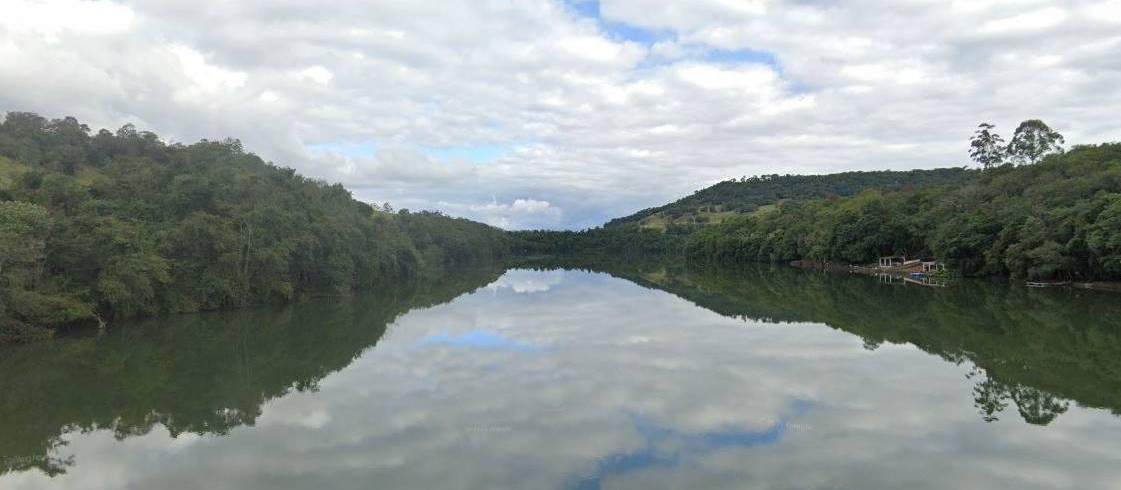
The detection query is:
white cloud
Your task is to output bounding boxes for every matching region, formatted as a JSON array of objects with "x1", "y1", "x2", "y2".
[
  {"x1": 488, "y1": 268, "x2": 567, "y2": 293},
  {"x1": 297, "y1": 66, "x2": 333, "y2": 85},
  {"x1": 1, "y1": 0, "x2": 1120, "y2": 229},
  {"x1": 169, "y1": 45, "x2": 248, "y2": 99},
  {"x1": 557, "y1": 35, "x2": 628, "y2": 62},
  {"x1": 466, "y1": 198, "x2": 563, "y2": 230},
  {"x1": 0, "y1": 0, "x2": 134, "y2": 39},
  {"x1": 980, "y1": 7, "x2": 1069, "y2": 34}
]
